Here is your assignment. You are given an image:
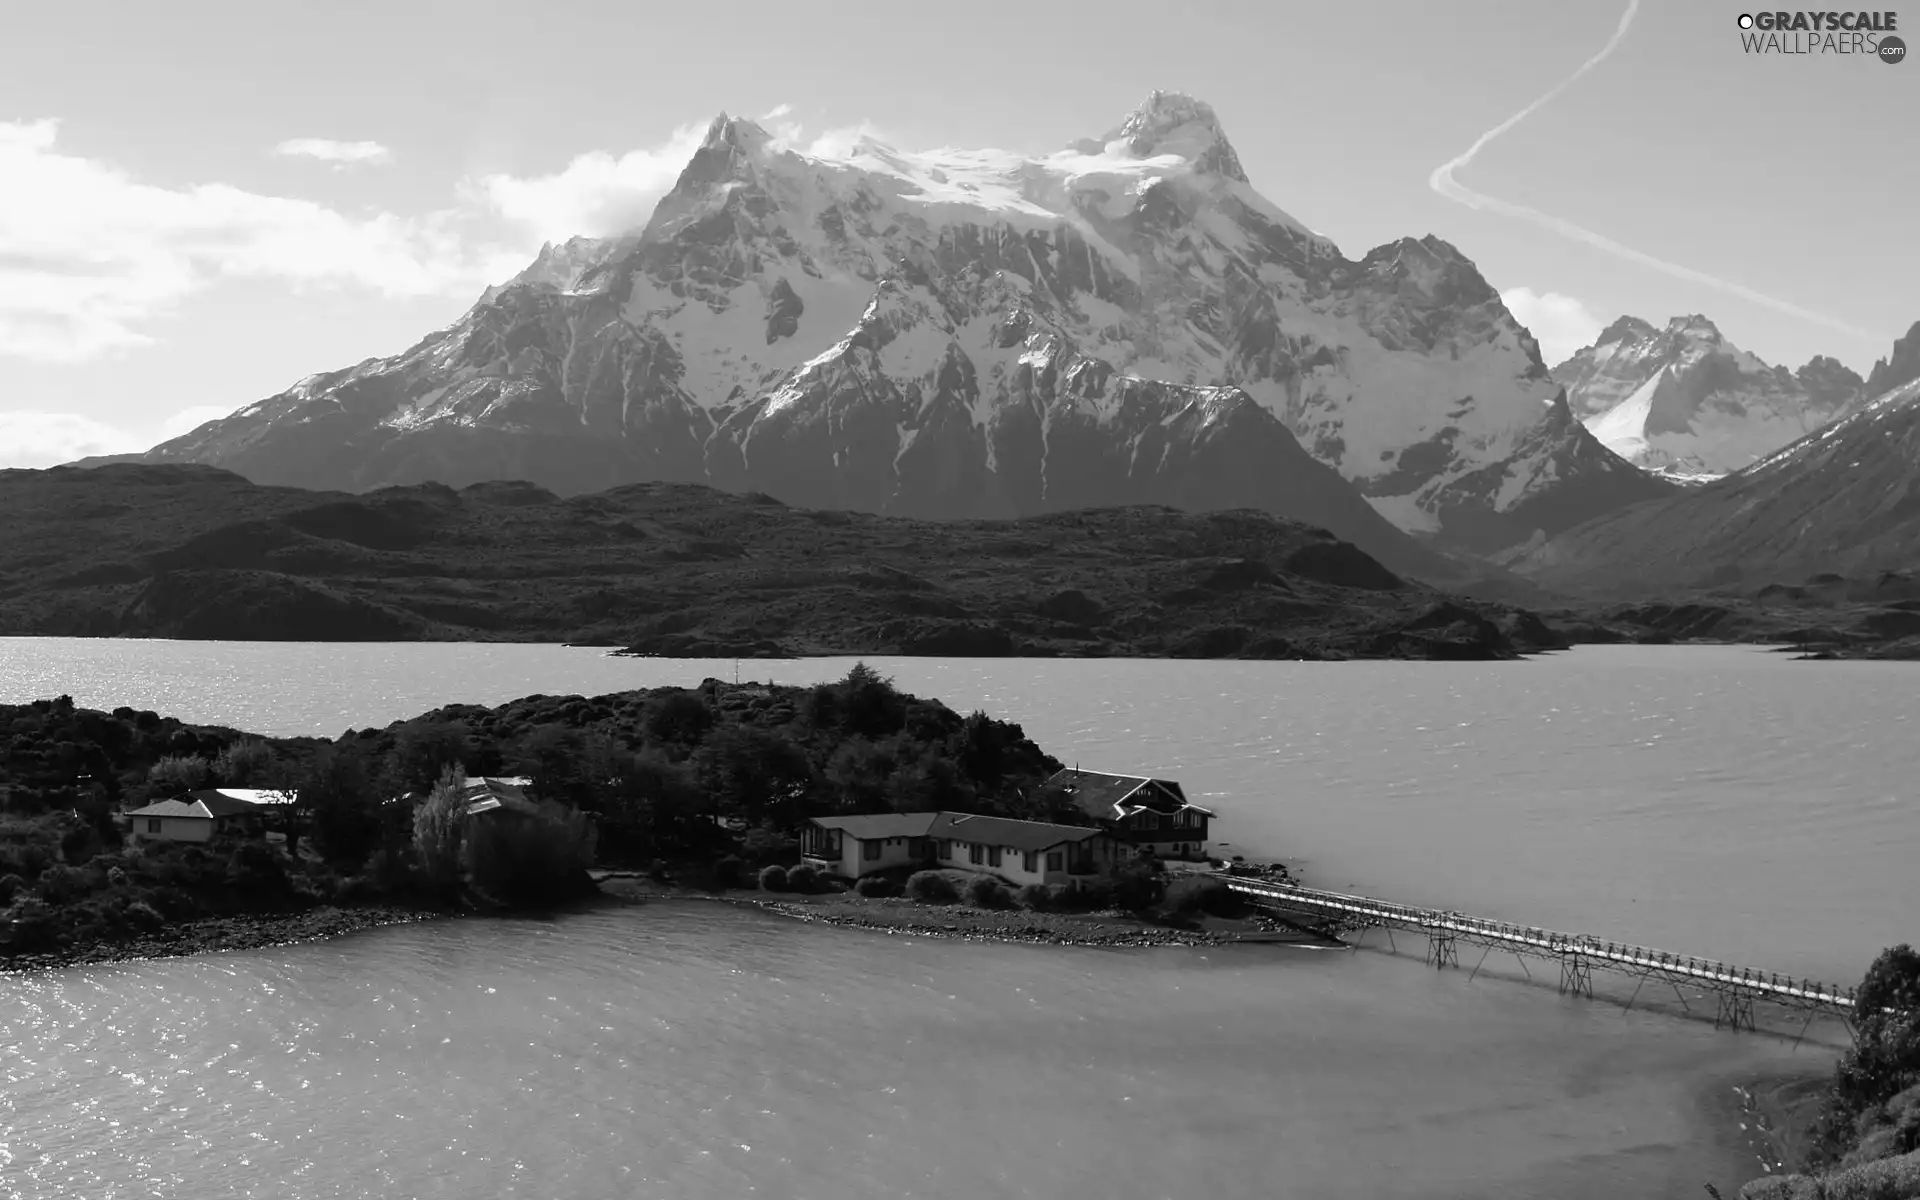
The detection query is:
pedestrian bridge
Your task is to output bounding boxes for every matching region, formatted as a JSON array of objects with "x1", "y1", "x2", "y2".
[{"x1": 1216, "y1": 874, "x2": 1858, "y2": 1033}]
